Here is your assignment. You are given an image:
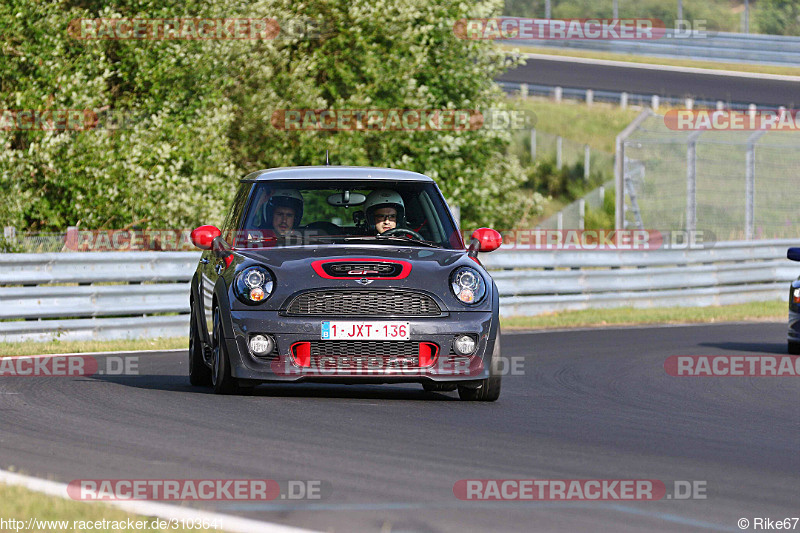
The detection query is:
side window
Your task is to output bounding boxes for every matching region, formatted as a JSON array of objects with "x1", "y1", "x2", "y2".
[{"x1": 222, "y1": 183, "x2": 251, "y2": 246}]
